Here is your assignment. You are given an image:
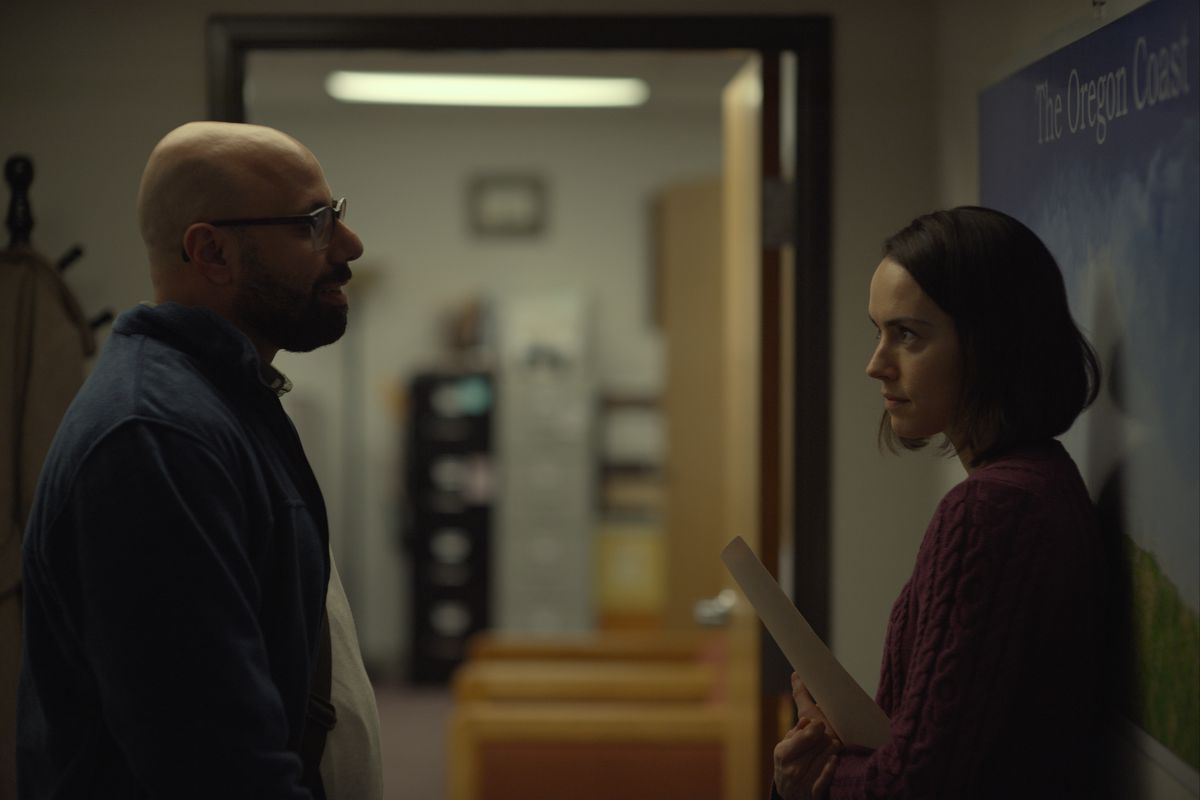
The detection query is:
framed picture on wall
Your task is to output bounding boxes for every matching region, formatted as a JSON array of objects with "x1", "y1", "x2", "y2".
[
  {"x1": 980, "y1": 0, "x2": 1198, "y2": 786},
  {"x1": 467, "y1": 174, "x2": 547, "y2": 237}
]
